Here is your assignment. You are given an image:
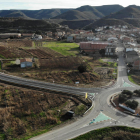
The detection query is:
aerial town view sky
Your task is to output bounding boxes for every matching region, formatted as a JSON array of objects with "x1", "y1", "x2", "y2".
[{"x1": 0, "y1": 0, "x2": 139, "y2": 10}]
